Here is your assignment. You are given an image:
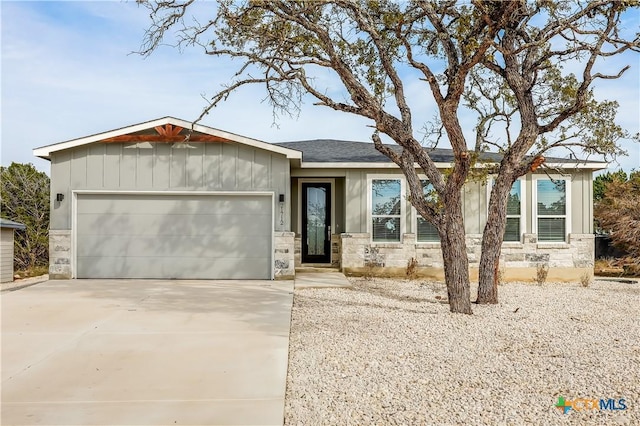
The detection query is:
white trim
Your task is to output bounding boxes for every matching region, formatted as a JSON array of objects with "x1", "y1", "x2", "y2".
[
  {"x1": 544, "y1": 162, "x2": 607, "y2": 170},
  {"x1": 367, "y1": 175, "x2": 406, "y2": 244},
  {"x1": 486, "y1": 177, "x2": 526, "y2": 243},
  {"x1": 34, "y1": 117, "x2": 302, "y2": 160},
  {"x1": 72, "y1": 189, "x2": 274, "y2": 196},
  {"x1": 300, "y1": 161, "x2": 606, "y2": 170},
  {"x1": 532, "y1": 175, "x2": 572, "y2": 243},
  {"x1": 301, "y1": 162, "x2": 452, "y2": 169},
  {"x1": 71, "y1": 190, "x2": 275, "y2": 279},
  {"x1": 297, "y1": 179, "x2": 335, "y2": 264},
  {"x1": 410, "y1": 179, "x2": 440, "y2": 244}
]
